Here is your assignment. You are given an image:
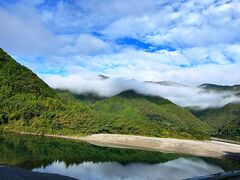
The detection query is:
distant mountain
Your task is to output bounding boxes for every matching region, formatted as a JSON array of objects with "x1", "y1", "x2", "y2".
[
  {"x1": 199, "y1": 83, "x2": 240, "y2": 93},
  {"x1": 145, "y1": 81, "x2": 186, "y2": 87},
  {"x1": 191, "y1": 84, "x2": 240, "y2": 141},
  {"x1": 0, "y1": 49, "x2": 210, "y2": 140},
  {"x1": 56, "y1": 89, "x2": 105, "y2": 104},
  {"x1": 98, "y1": 74, "x2": 109, "y2": 79},
  {"x1": 192, "y1": 84, "x2": 240, "y2": 141},
  {"x1": 191, "y1": 102, "x2": 240, "y2": 141}
]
